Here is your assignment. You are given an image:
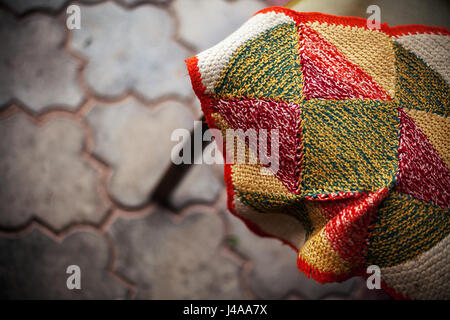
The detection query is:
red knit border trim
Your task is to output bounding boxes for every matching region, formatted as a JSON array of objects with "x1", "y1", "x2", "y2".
[
  {"x1": 256, "y1": 6, "x2": 390, "y2": 31},
  {"x1": 255, "y1": 6, "x2": 449, "y2": 37},
  {"x1": 297, "y1": 255, "x2": 361, "y2": 284},
  {"x1": 185, "y1": 56, "x2": 223, "y2": 147},
  {"x1": 224, "y1": 163, "x2": 235, "y2": 212},
  {"x1": 185, "y1": 56, "x2": 207, "y2": 99}
]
